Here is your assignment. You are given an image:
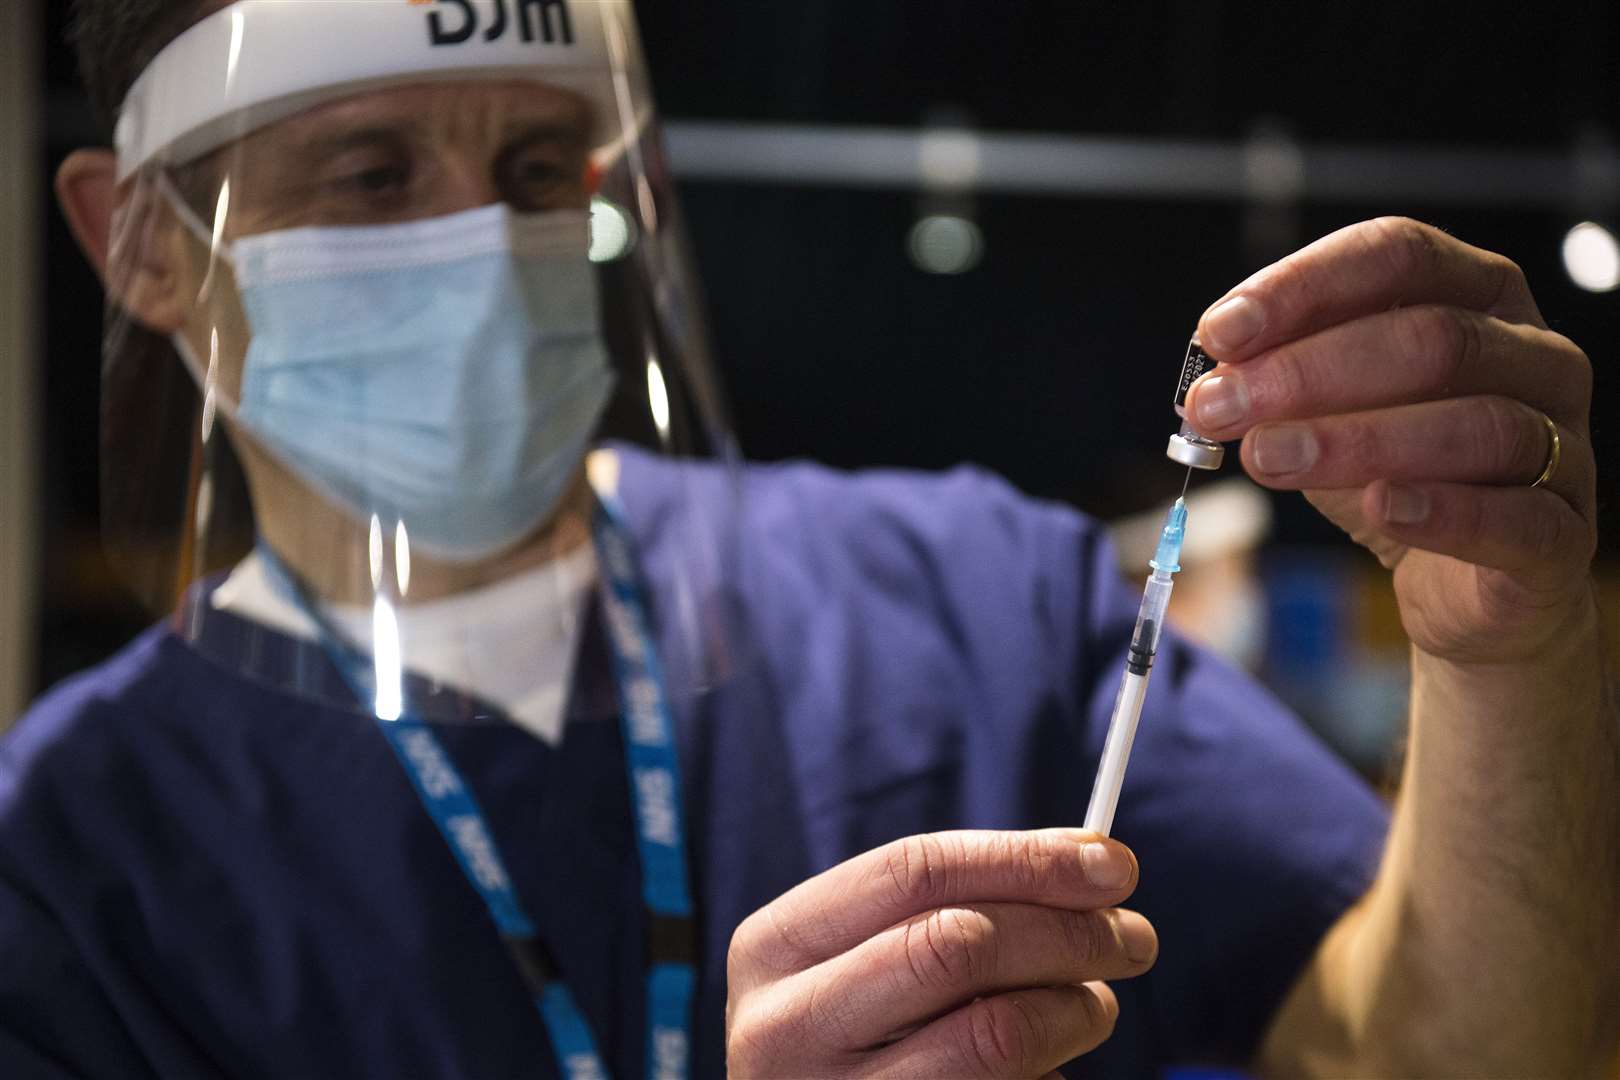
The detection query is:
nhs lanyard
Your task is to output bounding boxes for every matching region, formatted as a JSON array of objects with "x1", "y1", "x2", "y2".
[{"x1": 259, "y1": 497, "x2": 695, "y2": 1080}]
